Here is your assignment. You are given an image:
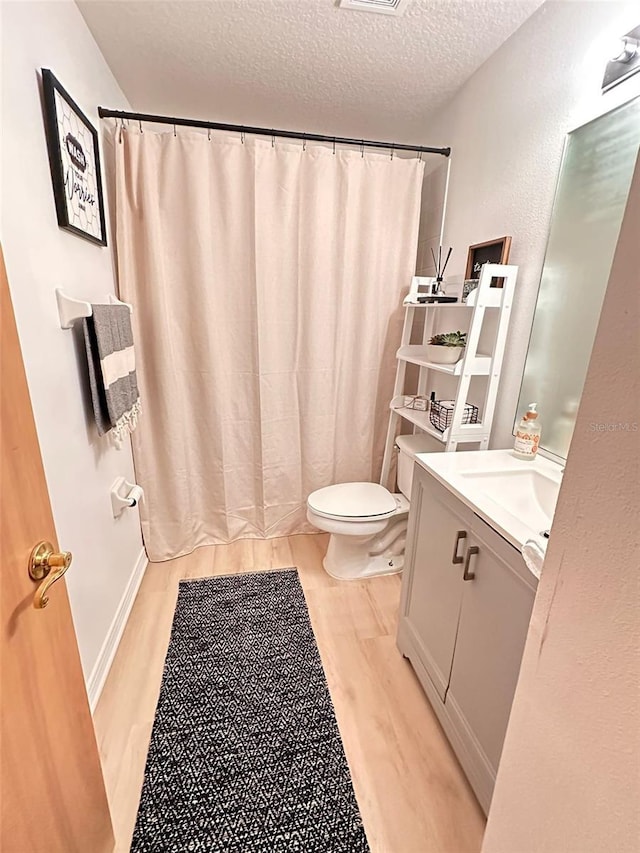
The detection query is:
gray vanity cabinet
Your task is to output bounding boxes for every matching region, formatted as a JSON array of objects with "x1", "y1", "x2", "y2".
[
  {"x1": 446, "y1": 514, "x2": 537, "y2": 775},
  {"x1": 398, "y1": 464, "x2": 537, "y2": 813},
  {"x1": 402, "y1": 474, "x2": 470, "y2": 701}
]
